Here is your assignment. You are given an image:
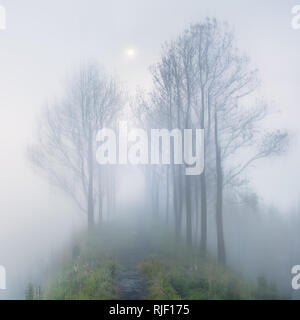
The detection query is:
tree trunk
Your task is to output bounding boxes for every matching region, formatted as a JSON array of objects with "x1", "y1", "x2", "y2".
[
  {"x1": 214, "y1": 110, "x2": 226, "y2": 264},
  {"x1": 184, "y1": 66, "x2": 192, "y2": 247},
  {"x1": 98, "y1": 169, "x2": 103, "y2": 224},
  {"x1": 166, "y1": 166, "x2": 169, "y2": 224},
  {"x1": 173, "y1": 166, "x2": 181, "y2": 242},
  {"x1": 112, "y1": 170, "x2": 116, "y2": 216},
  {"x1": 152, "y1": 173, "x2": 159, "y2": 217},
  {"x1": 87, "y1": 131, "x2": 94, "y2": 231},
  {"x1": 200, "y1": 172, "x2": 207, "y2": 255},
  {"x1": 195, "y1": 178, "x2": 199, "y2": 245},
  {"x1": 185, "y1": 175, "x2": 192, "y2": 246},
  {"x1": 200, "y1": 86, "x2": 208, "y2": 256}
]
